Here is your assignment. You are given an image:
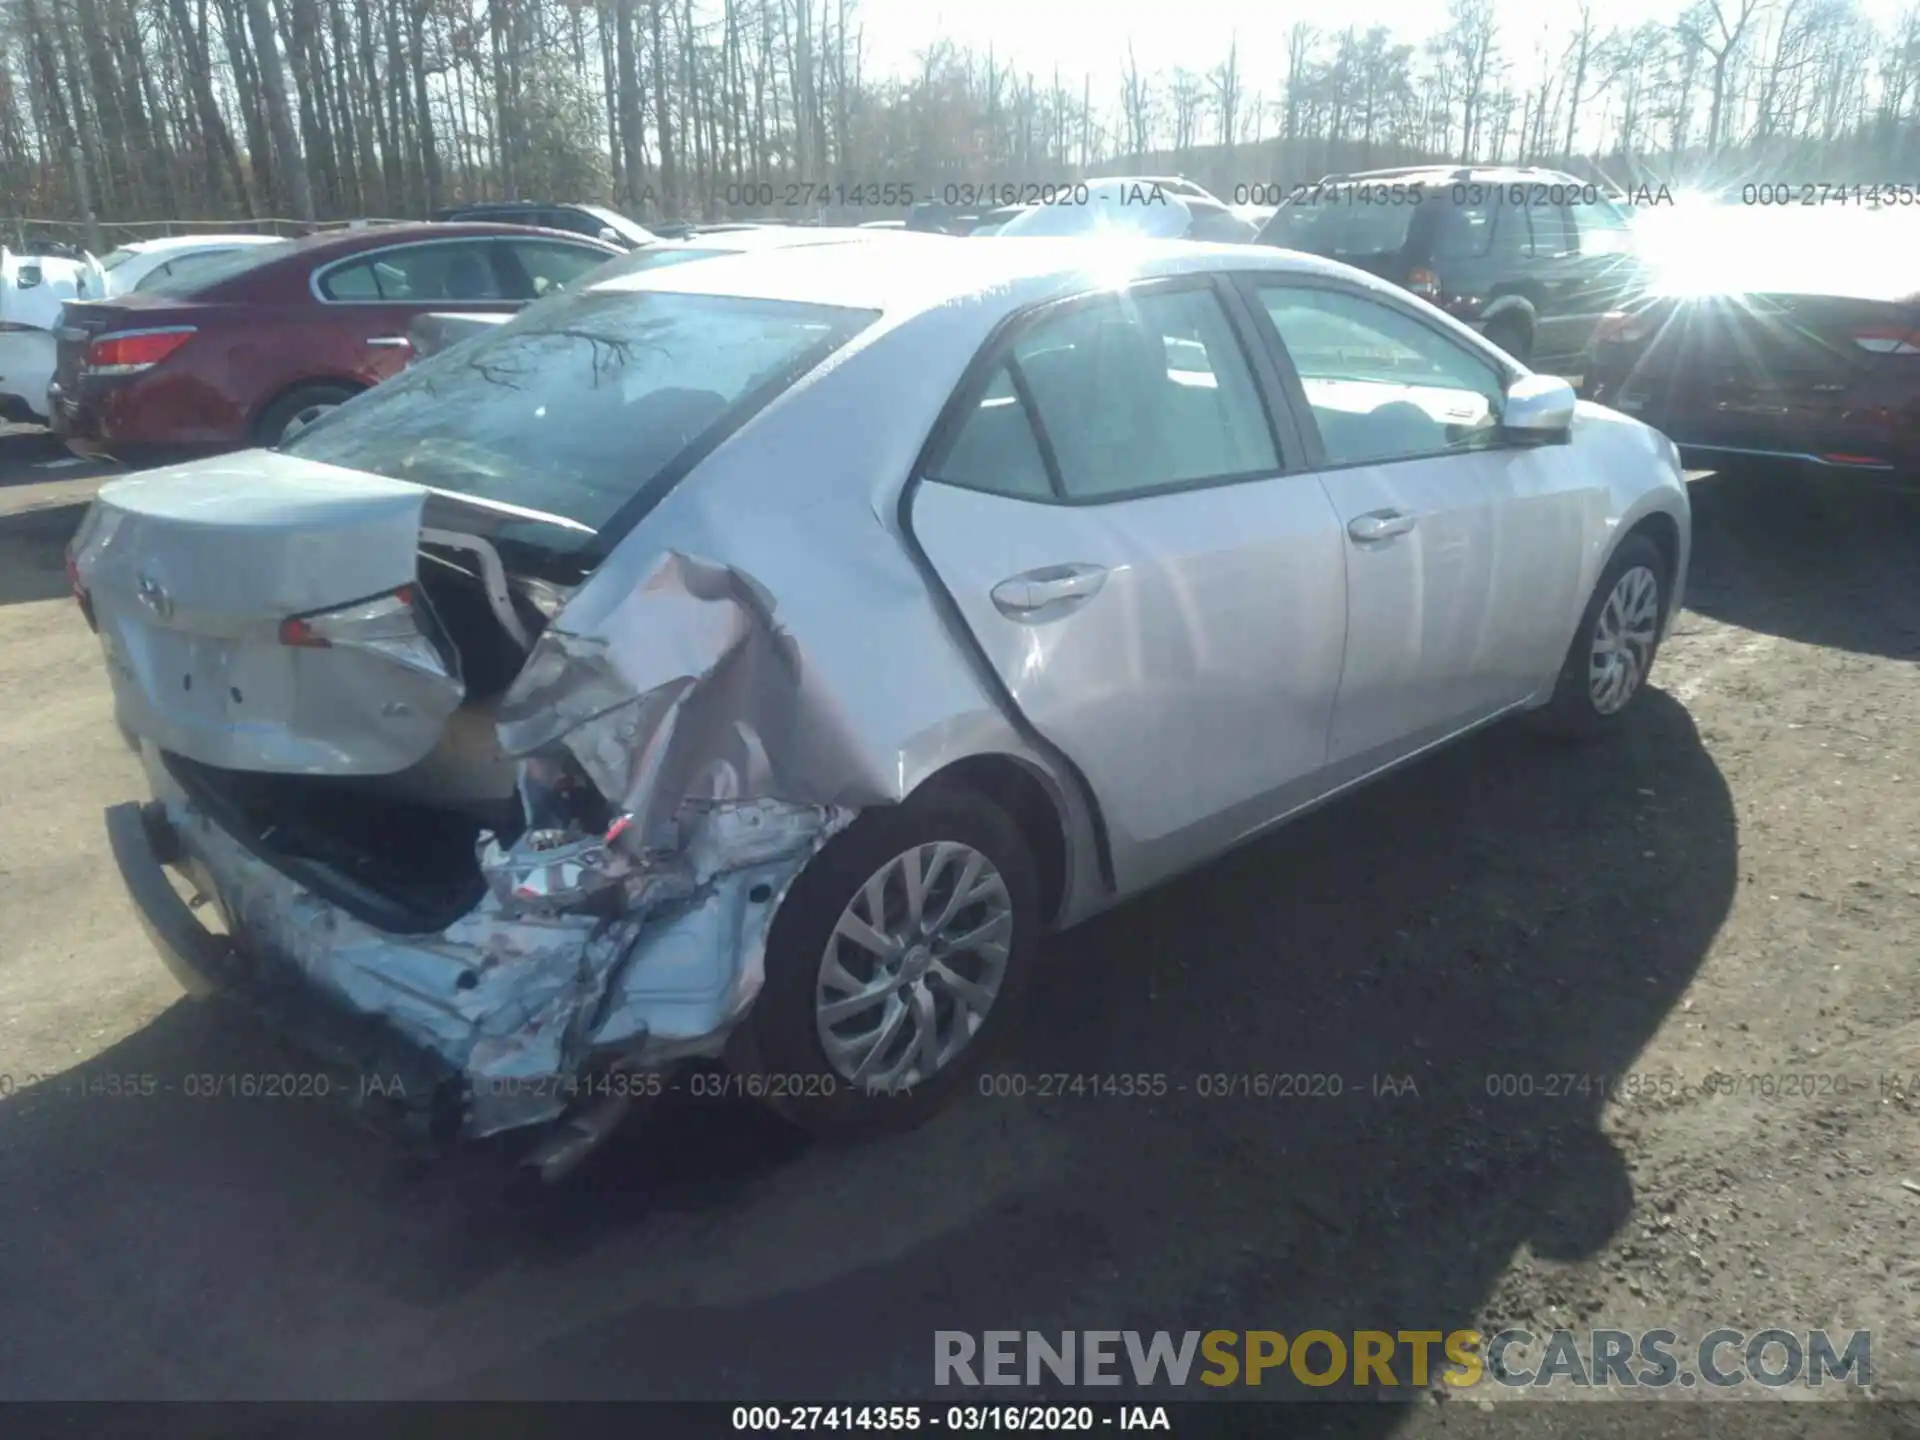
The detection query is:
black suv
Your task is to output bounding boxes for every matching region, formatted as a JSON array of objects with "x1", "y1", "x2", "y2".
[
  {"x1": 1257, "y1": 165, "x2": 1645, "y2": 371},
  {"x1": 432, "y1": 201, "x2": 655, "y2": 250}
]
